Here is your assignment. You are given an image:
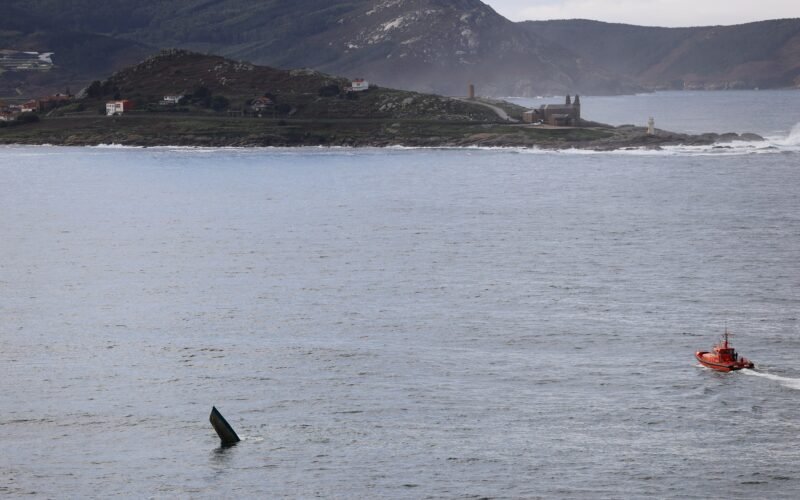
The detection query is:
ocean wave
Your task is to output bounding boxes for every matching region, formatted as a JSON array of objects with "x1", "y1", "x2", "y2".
[
  {"x1": 773, "y1": 121, "x2": 800, "y2": 147},
  {"x1": 91, "y1": 143, "x2": 146, "y2": 149}
]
